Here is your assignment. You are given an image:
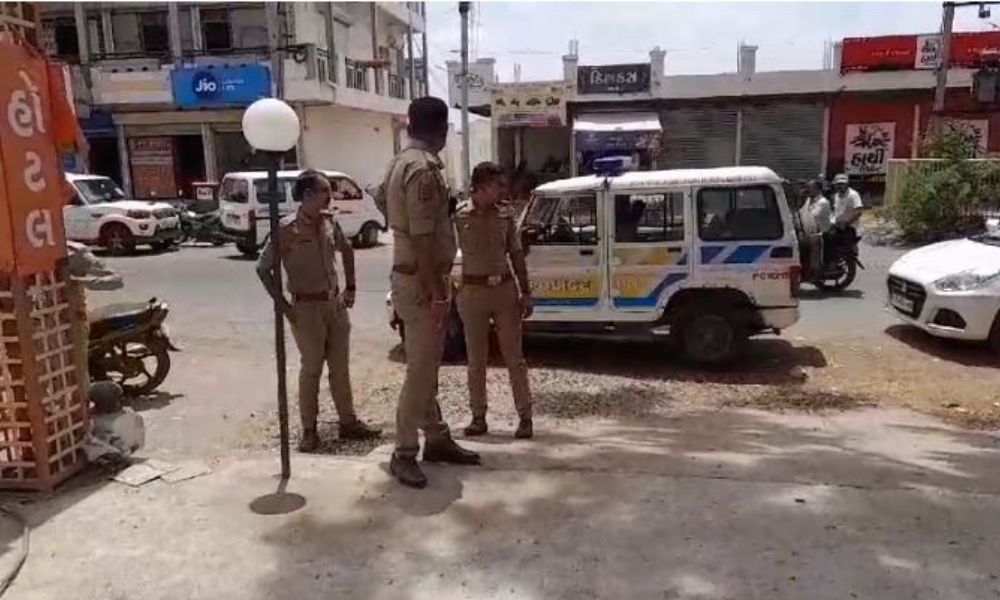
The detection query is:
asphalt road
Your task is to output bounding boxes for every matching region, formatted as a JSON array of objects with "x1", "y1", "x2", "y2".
[{"x1": 93, "y1": 239, "x2": 908, "y2": 459}]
